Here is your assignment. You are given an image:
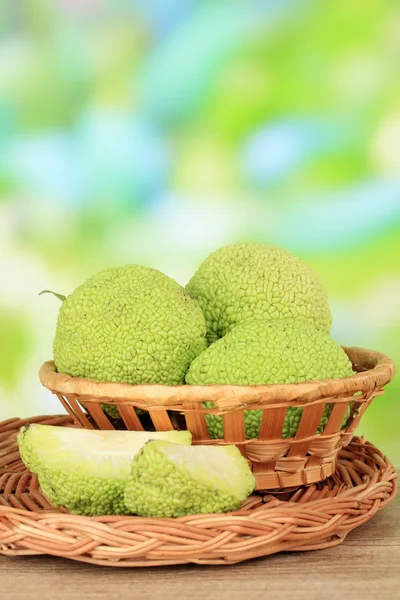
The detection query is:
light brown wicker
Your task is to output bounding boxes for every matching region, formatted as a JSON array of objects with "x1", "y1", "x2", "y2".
[
  {"x1": 39, "y1": 347, "x2": 395, "y2": 490},
  {"x1": 0, "y1": 415, "x2": 396, "y2": 567}
]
